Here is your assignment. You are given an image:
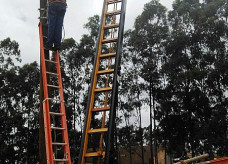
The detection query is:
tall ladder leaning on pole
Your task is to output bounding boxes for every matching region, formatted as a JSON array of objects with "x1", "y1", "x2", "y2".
[
  {"x1": 38, "y1": 12, "x2": 71, "y2": 164},
  {"x1": 79, "y1": 0, "x2": 127, "y2": 164}
]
